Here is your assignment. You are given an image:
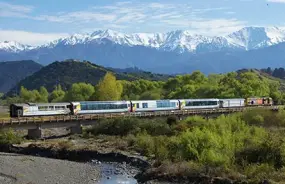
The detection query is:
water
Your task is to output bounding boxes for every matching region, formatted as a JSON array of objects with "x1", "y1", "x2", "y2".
[{"x1": 91, "y1": 160, "x2": 138, "y2": 184}]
